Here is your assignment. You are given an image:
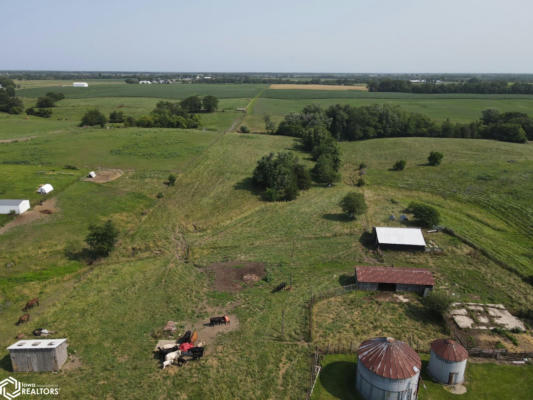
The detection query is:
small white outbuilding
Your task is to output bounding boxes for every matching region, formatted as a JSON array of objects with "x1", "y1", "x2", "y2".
[
  {"x1": 7, "y1": 339, "x2": 68, "y2": 372},
  {"x1": 88, "y1": 171, "x2": 96, "y2": 178},
  {"x1": 139, "y1": 80, "x2": 152, "y2": 84},
  {"x1": 37, "y1": 184, "x2": 54, "y2": 195},
  {"x1": 428, "y1": 339, "x2": 468, "y2": 385},
  {"x1": 0, "y1": 199, "x2": 30, "y2": 215},
  {"x1": 73, "y1": 82, "x2": 88, "y2": 87}
]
